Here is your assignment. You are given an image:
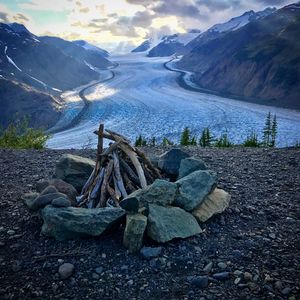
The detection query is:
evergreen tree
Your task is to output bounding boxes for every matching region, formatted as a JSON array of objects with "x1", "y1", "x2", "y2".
[
  {"x1": 151, "y1": 137, "x2": 156, "y2": 146},
  {"x1": 270, "y1": 114, "x2": 277, "y2": 147},
  {"x1": 263, "y1": 112, "x2": 272, "y2": 147},
  {"x1": 180, "y1": 127, "x2": 190, "y2": 146},
  {"x1": 243, "y1": 131, "x2": 260, "y2": 147},
  {"x1": 199, "y1": 128, "x2": 212, "y2": 147},
  {"x1": 162, "y1": 137, "x2": 173, "y2": 146}
]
